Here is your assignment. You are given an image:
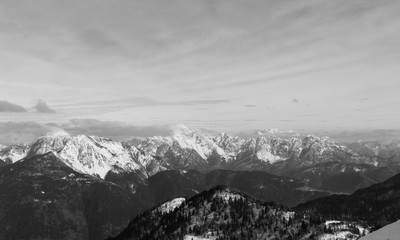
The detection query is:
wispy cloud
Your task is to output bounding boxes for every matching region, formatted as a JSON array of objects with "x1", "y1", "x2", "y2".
[
  {"x1": 49, "y1": 119, "x2": 172, "y2": 140},
  {"x1": 165, "y1": 99, "x2": 230, "y2": 106},
  {"x1": 77, "y1": 29, "x2": 120, "y2": 49},
  {"x1": 0, "y1": 119, "x2": 173, "y2": 144},
  {"x1": 0, "y1": 122, "x2": 46, "y2": 144},
  {"x1": 56, "y1": 97, "x2": 230, "y2": 109}
]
